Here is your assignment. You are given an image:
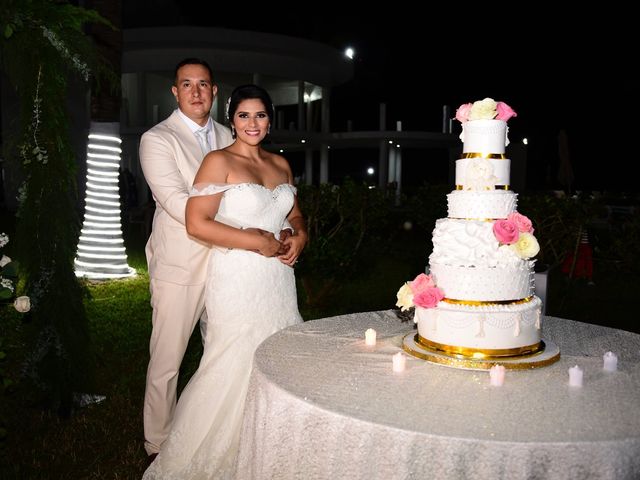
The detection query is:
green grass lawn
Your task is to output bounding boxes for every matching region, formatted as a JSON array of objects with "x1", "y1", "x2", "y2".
[{"x1": 1, "y1": 225, "x2": 638, "y2": 479}]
